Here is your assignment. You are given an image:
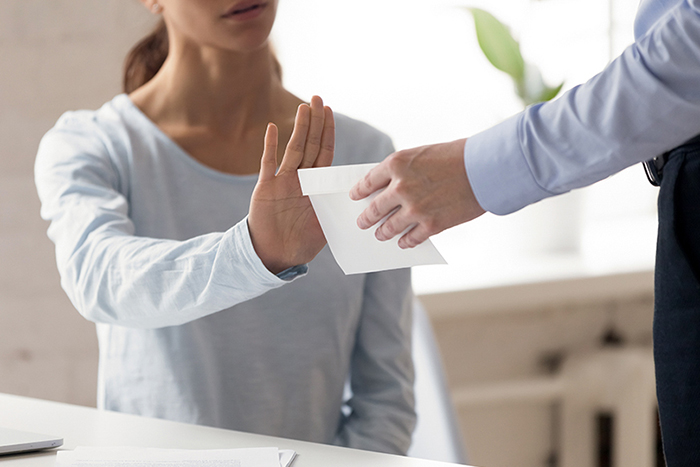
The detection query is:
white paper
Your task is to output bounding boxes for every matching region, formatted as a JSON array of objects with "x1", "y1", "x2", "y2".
[
  {"x1": 56, "y1": 446, "x2": 295, "y2": 467},
  {"x1": 278, "y1": 450, "x2": 295, "y2": 467},
  {"x1": 298, "y1": 163, "x2": 446, "y2": 274}
]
